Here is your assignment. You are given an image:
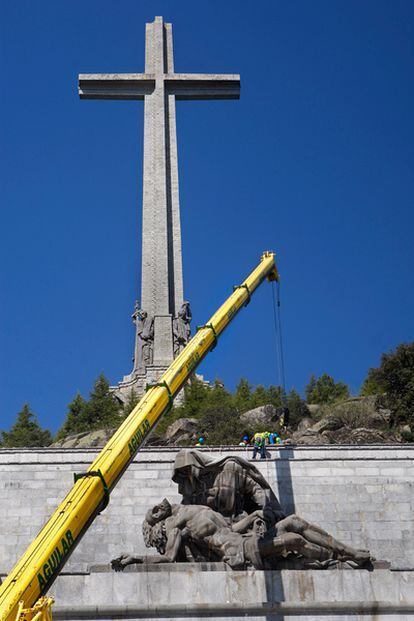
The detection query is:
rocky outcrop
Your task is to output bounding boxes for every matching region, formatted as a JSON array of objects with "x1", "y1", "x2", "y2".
[
  {"x1": 323, "y1": 427, "x2": 394, "y2": 444},
  {"x1": 52, "y1": 396, "x2": 407, "y2": 448},
  {"x1": 290, "y1": 397, "x2": 398, "y2": 445}
]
